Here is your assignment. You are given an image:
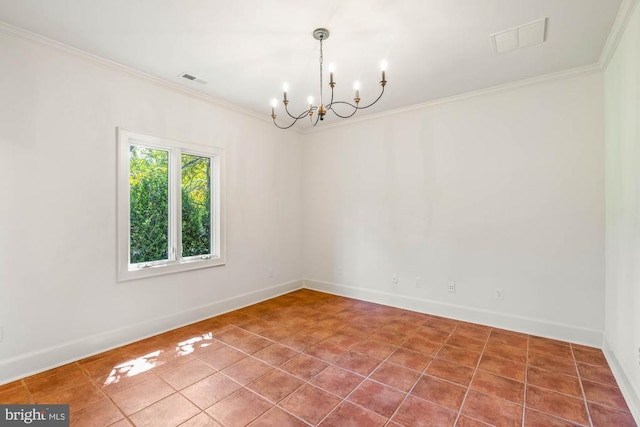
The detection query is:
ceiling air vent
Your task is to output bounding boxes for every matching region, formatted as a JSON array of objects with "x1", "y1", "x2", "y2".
[
  {"x1": 491, "y1": 18, "x2": 547, "y2": 54},
  {"x1": 179, "y1": 72, "x2": 207, "y2": 85}
]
